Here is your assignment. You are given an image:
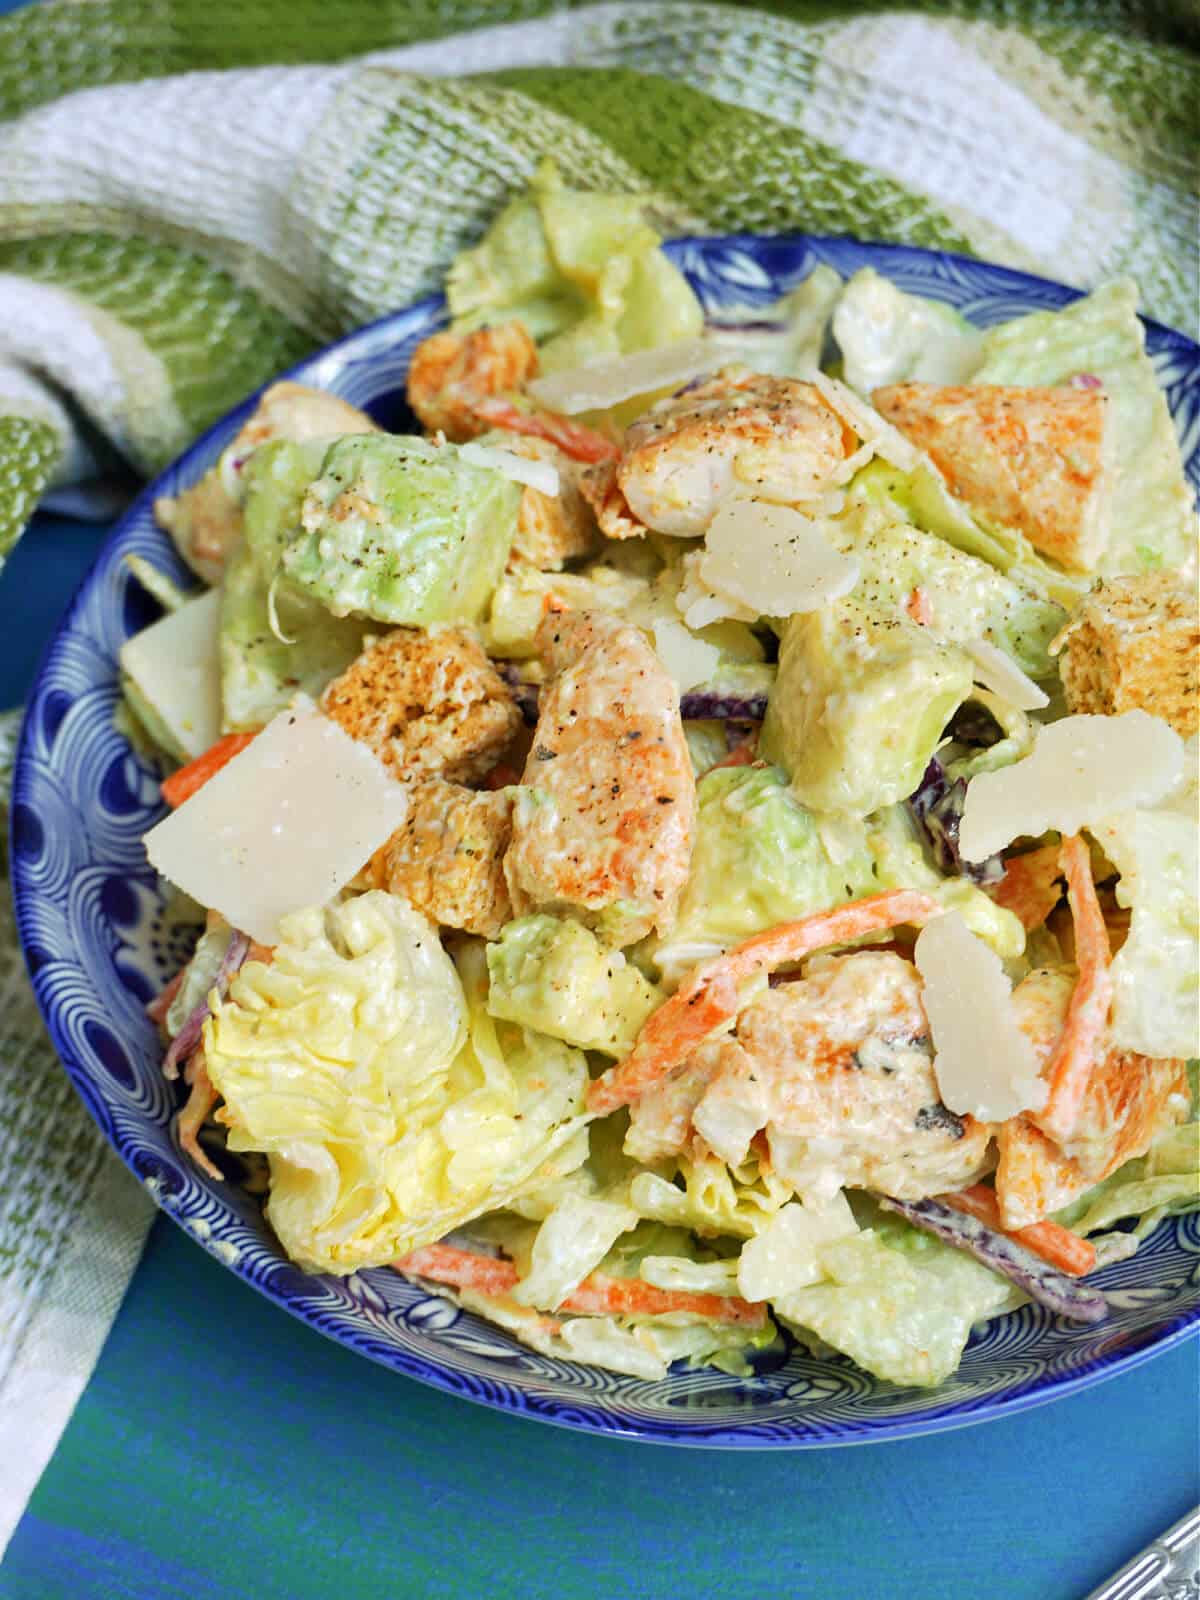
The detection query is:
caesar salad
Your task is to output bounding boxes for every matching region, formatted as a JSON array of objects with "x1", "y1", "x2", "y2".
[{"x1": 128, "y1": 163, "x2": 1199, "y2": 1389}]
